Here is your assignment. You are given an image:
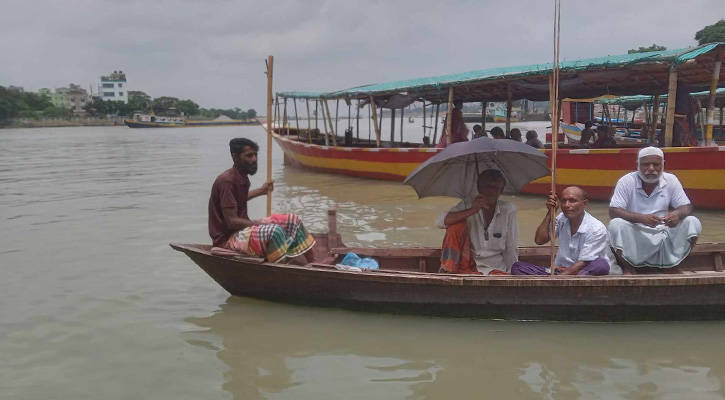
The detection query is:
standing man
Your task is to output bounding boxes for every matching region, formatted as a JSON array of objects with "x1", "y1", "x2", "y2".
[
  {"x1": 608, "y1": 147, "x2": 701, "y2": 274},
  {"x1": 437, "y1": 169, "x2": 518, "y2": 275},
  {"x1": 511, "y1": 187, "x2": 620, "y2": 276},
  {"x1": 208, "y1": 138, "x2": 335, "y2": 264}
]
